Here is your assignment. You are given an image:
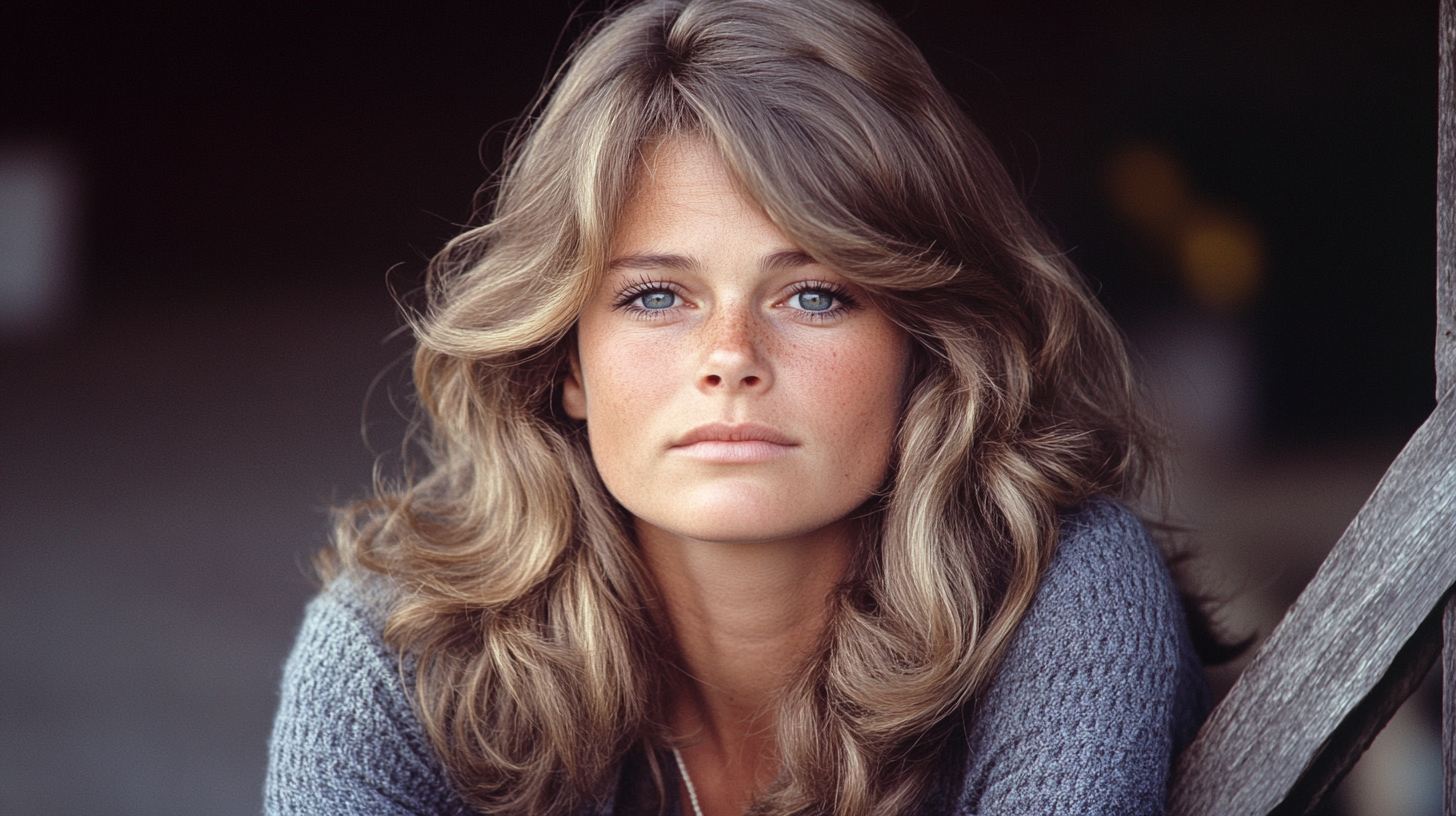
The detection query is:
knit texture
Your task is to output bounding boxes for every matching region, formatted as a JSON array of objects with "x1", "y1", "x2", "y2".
[
  {"x1": 949, "y1": 499, "x2": 1209, "y2": 814},
  {"x1": 265, "y1": 499, "x2": 1208, "y2": 815}
]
